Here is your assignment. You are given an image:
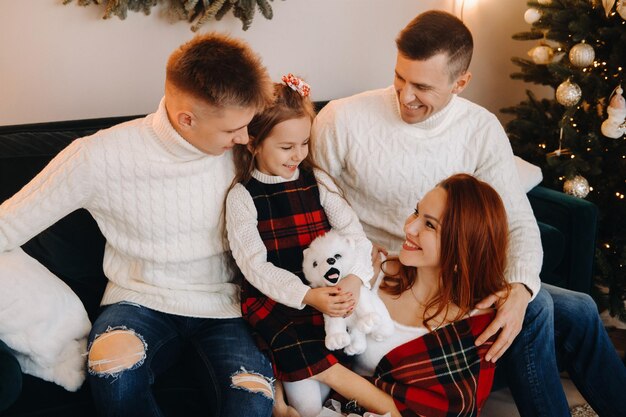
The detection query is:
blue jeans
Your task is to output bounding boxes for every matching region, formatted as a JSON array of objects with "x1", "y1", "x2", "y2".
[
  {"x1": 87, "y1": 302, "x2": 274, "y2": 417},
  {"x1": 499, "y1": 284, "x2": 626, "y2": 417}
]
